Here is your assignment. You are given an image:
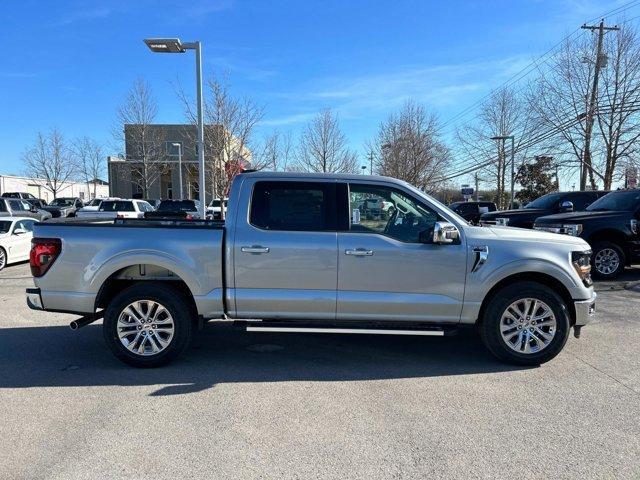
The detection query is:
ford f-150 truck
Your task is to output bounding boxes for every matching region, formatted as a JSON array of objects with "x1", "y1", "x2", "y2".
[{"x1": 26, "y1": 172, "x2": 596, "y2": 368}]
